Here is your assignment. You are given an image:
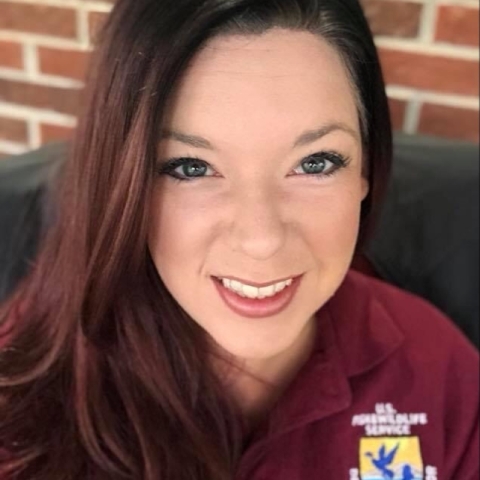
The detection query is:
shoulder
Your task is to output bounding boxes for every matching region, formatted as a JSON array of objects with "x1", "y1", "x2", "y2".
[
  {"x1": 345, "y1": 269, "x2": 478, "y2": 358},
  {"x1": 330, "y1": 271, "x2": 479, "y2": 477},
  {"x1": 340, "y1": 270, "x2": 479, "y2": 423},
  {"x1": 331, "y1": 269, "x2": 479, "y2": 386},
  {"x1": 340, "y1": 271, "x2": 479, "y2": 477}
]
